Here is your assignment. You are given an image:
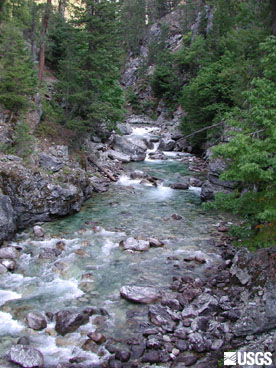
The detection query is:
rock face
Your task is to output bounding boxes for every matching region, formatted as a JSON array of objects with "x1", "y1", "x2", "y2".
[
  {"x1": 230, "y1": 247, "x2": 276, "y2": 337},
  {"x1": 0, "y1": 193, "x2": 16, "y2": 244},
  {"x1": 55, "y1": 310, "x2": 90, "y2": 336},
  {"x1": 111, "y1": 135, "x2": 146, "y2": 161},
  {"x1": 39, "y1": 153, "x2": 64, "y2": 173},
  {"x1": 120, "y1": 286, "x2": 160, "y2": 304},
  {"x1": 201, "y1": 158, "x2": 236, "y2": 201},
  {"x1": 0, "y1": 153, "x2": 92, "y2": 241},
  {"x1": 9, "y1": 345, "x2": 44, "y2": 368}
]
